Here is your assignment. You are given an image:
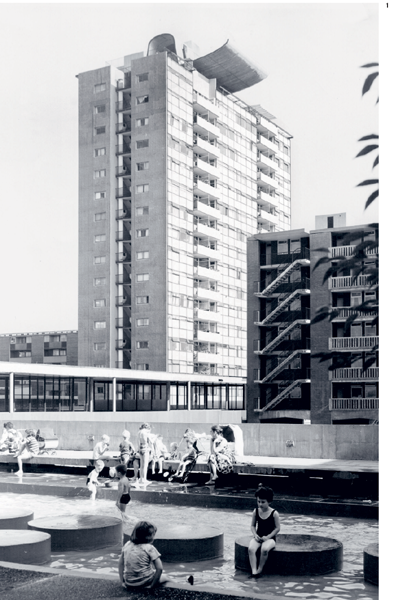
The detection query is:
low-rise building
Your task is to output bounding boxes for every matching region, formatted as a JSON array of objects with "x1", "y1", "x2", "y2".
[{"x1": 0, "y1": 331, "x2": 78, "y2": 366}]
